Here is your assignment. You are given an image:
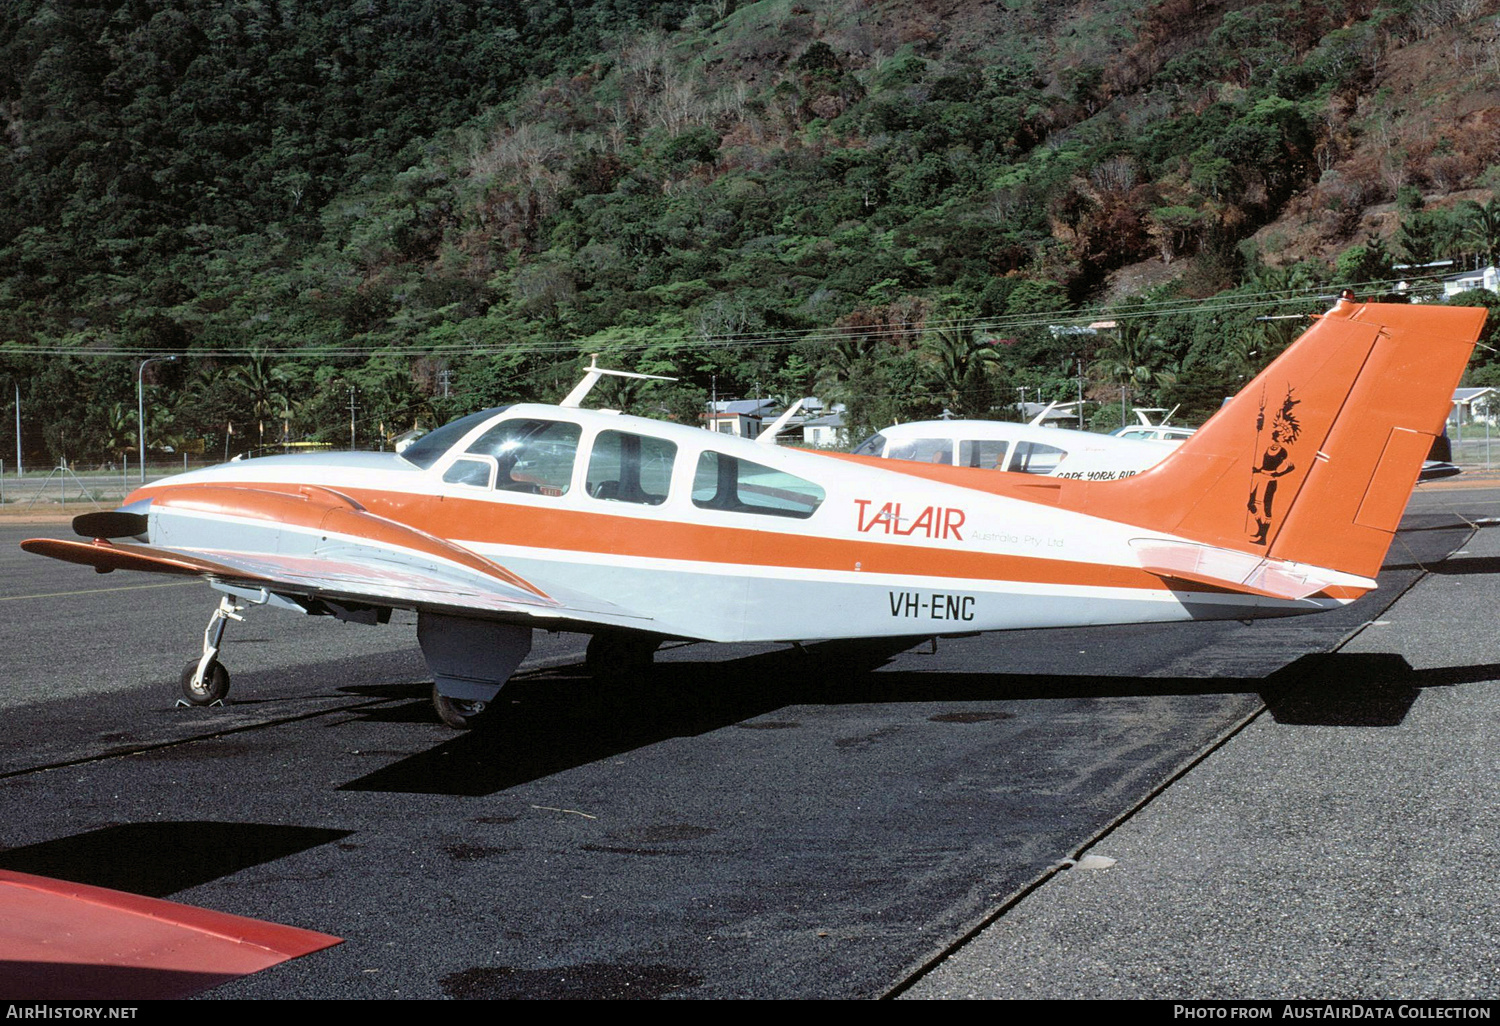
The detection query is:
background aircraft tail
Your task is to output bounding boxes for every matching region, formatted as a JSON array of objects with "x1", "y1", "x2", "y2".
[{"x1": 1073, "y1": 300, "x2": 1487, "y2": 581}]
